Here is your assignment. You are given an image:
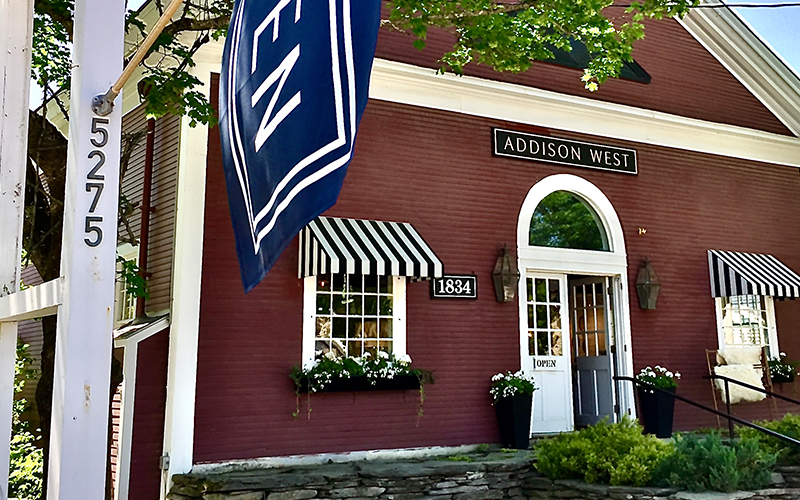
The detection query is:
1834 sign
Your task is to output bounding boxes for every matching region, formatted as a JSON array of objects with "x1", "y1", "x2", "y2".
[
  {"x1": 493, "y1": 128, "x2": 637, "y2": 174},
  {"x1": 431, "y1": 275, "x2": 478, "y2": 299}
]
